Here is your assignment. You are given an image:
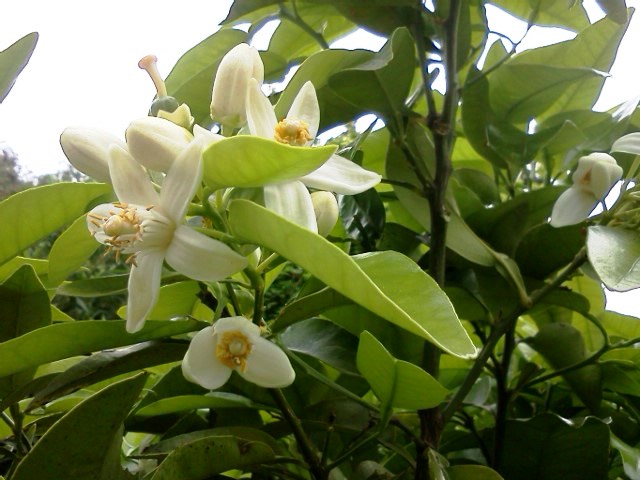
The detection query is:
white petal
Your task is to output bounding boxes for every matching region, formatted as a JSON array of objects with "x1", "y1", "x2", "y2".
[
  {"x1": 182, "y1": 326, "x2": 233, "y2": 390},
  {"x1": 60, "y1": 127, "x2": 123, "y2": 182},
  {"x1": 242, "y1": 336, "x2": 295, "y2": 388},
  {"x1": 286, "y1": 81, "x2": 320, "y2": 140},
  {"x1": 264, "y1": 181, "x2": 318, "y2": 233},
  {"x1": 300, "y1": 154, "x2": 382, "y2": 194},
  {"x1": 166, "y1": 226, "x2": 248, "y2": 281},
  {"x1": 126, "y1": 117, "x2": 193, "y2": 172},
  {"x1": 589, "y1": 161, "x2": 623, "y2": 199},
  {"x1": 107, "y1": 145, "x2": 160, "y2": 206},
  {"x1": 193, "y1": 125, "x2": 224, "y2": 145},
  {"x1": 213, "y1": 316, "x2": 261, "y2": 337},
  {"x1": 550, "y1": 187, "x2": 598, "y2": 228},
  {"x1": 160, "y1": 138, "x2": 206, "y2": 222},
  {"x1": 246, "y1": 78, "x2": 277, "y2": 138},
  {"x1": 126, "y1": 250, "x2": 164, "y2": 333},
  {"x1": 86, "y1": 204, "x2": 116, "y2": 243}
]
